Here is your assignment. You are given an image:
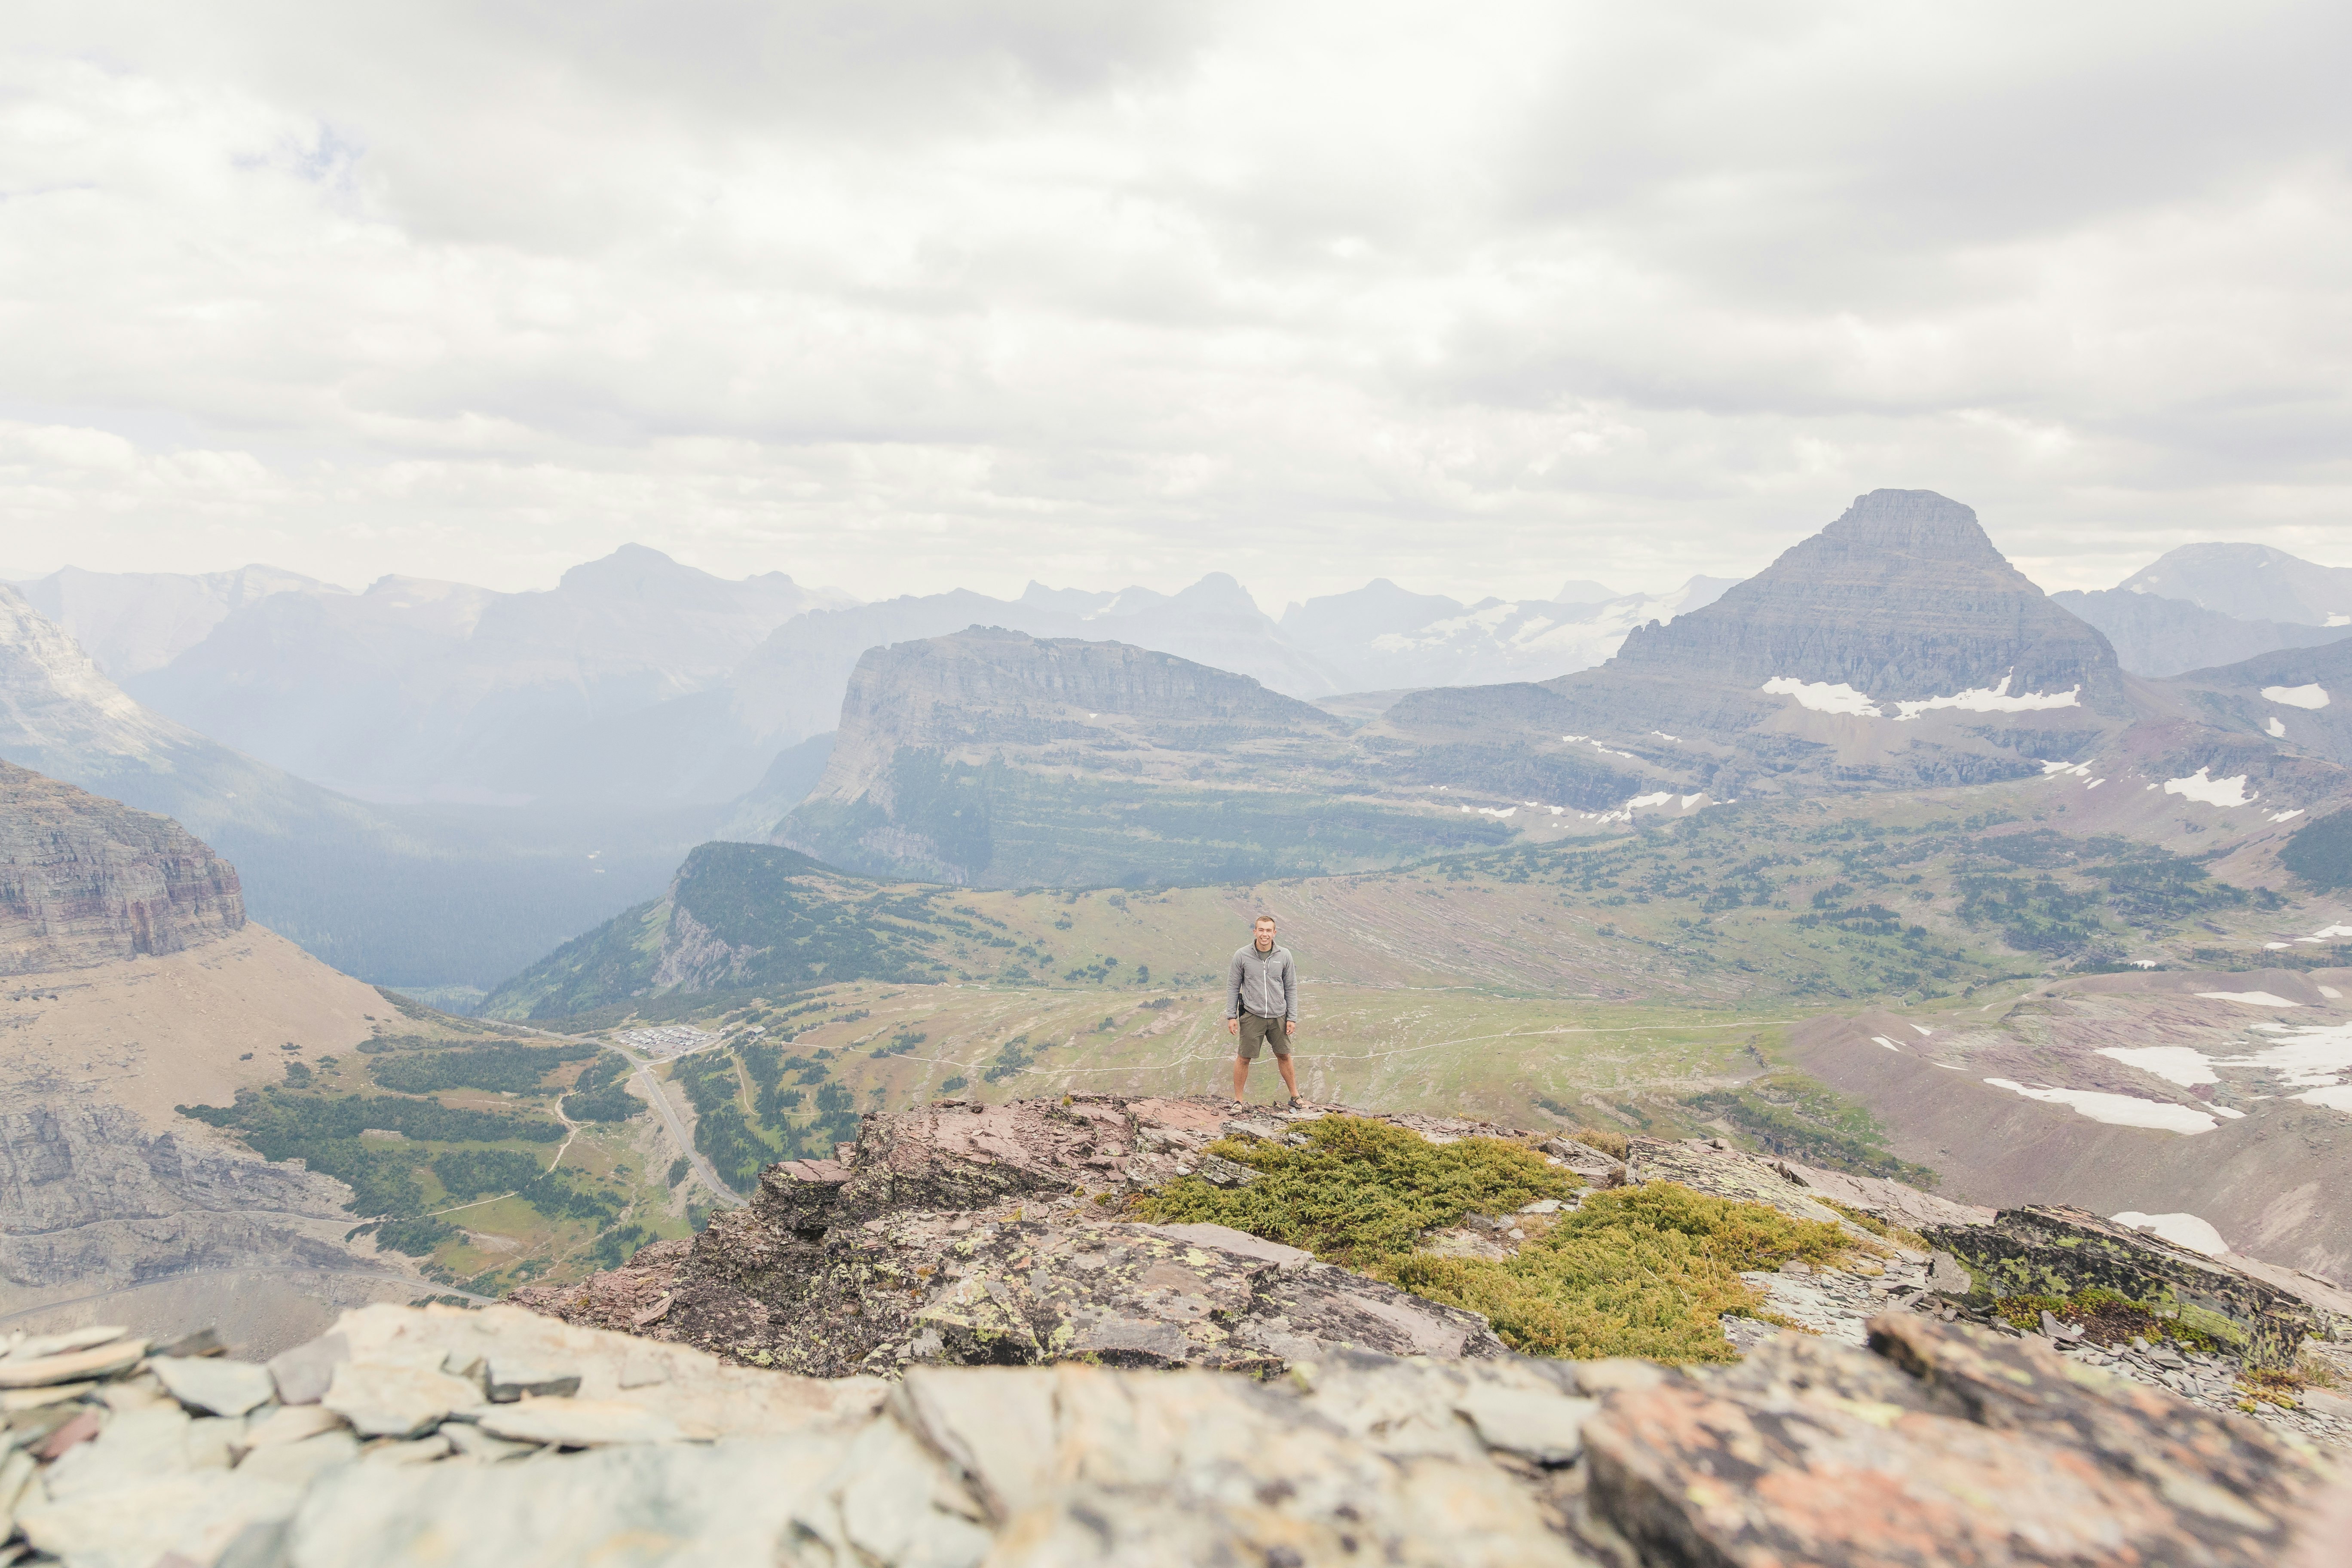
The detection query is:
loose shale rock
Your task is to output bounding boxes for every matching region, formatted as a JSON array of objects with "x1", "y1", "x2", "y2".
[{"x1": 514, "y1": 1095, "x2": 1510, "y2": 1377}]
